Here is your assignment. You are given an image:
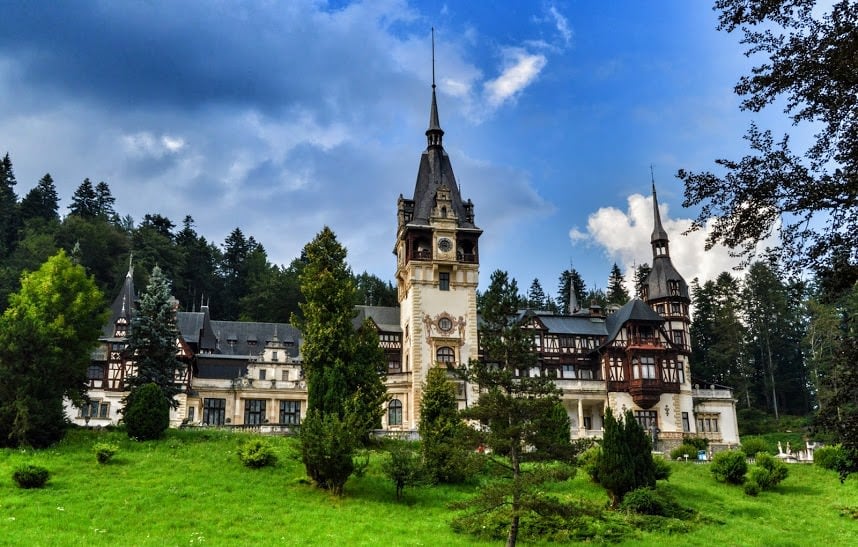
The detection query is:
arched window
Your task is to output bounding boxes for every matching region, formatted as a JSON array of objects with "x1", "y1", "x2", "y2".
[
  {"x1": 436, "y1": 346, "x2": 455, "y2": 366},
  {"x1": 388, "y1": 399, "x2": 403, "y2": 426}
]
